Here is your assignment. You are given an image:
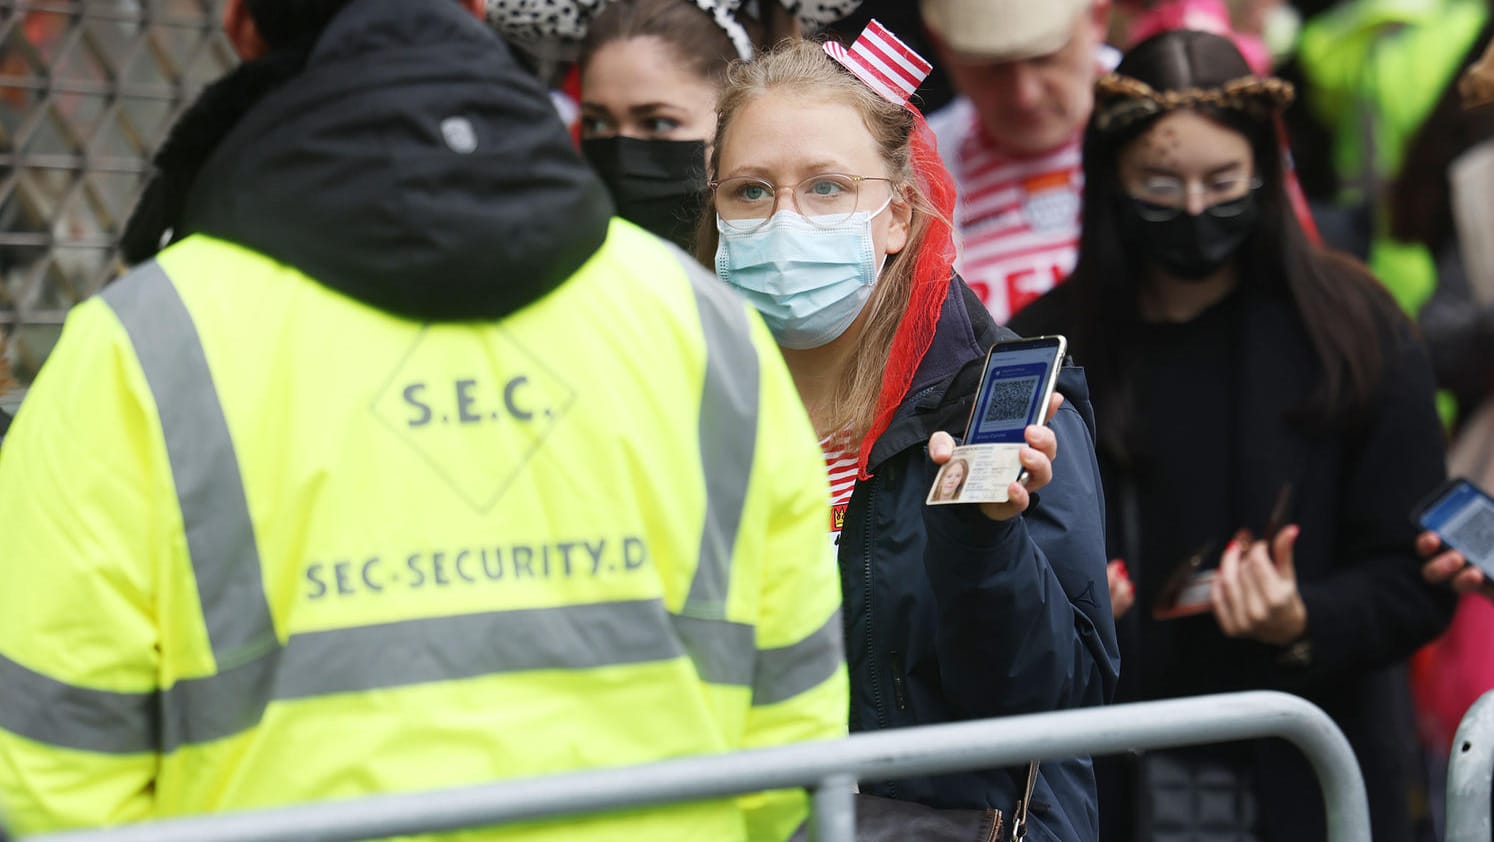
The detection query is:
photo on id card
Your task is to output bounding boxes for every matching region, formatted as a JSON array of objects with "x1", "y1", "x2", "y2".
[{"x1": 928, "y1": 336, "x2": 1066, "y2": 506}]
